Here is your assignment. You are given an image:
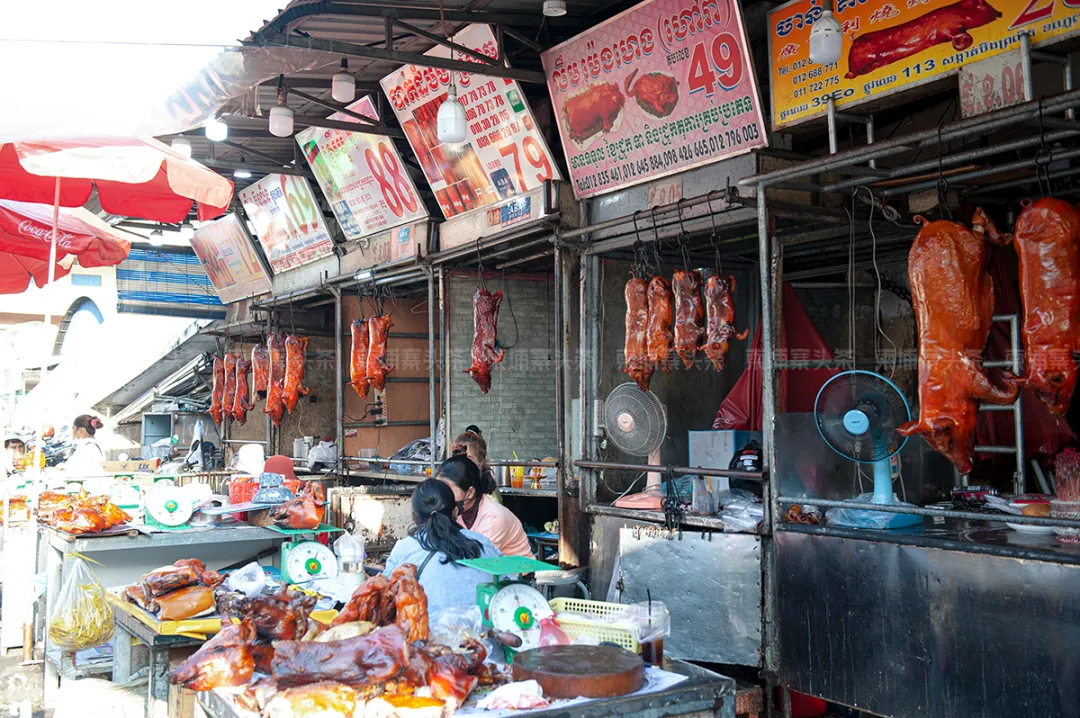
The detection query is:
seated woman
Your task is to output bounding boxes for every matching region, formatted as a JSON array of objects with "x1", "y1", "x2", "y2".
[
  {"x1": 383, "y1": 479, "x2": 501, "y2": 619},
  {"x1": 451, "y1": 430, "x2": 501, "y2": 504},
  {"x1": 439, "y1": 455, "x2": 534, "y2": 559}
]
